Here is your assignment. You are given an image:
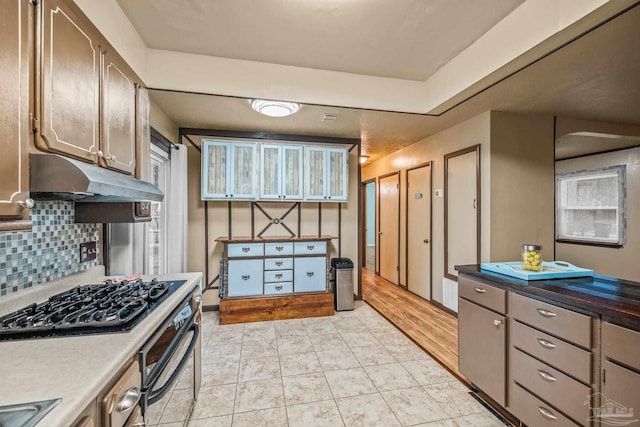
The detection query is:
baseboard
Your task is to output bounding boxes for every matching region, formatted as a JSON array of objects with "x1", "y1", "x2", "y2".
[
  {"x1": 203, "y1": 305, "x2": 219, "y2": 312},
  {"x1": 430, "y1": 299, "x2": 458, "y2": 318}
]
